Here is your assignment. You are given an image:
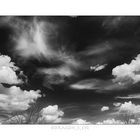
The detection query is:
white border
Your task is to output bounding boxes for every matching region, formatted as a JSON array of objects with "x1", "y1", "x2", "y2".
[
  {"x1": 0, "y1": 0, "x2": 140, "y2": 140},
  {"x1": 0, "y1": 125, "x2": 139, "y2": 140},
  {"x1": 0, "y1": 0, "x2": 140, "y2": 15}
]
